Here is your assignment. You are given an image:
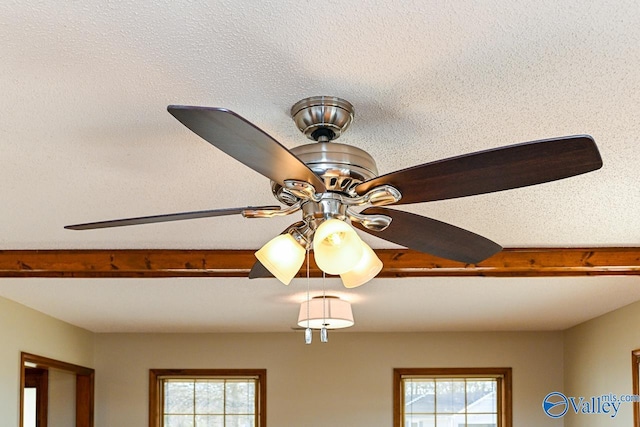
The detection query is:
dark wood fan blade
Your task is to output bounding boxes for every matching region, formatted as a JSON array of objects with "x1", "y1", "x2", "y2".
[
  {"x1": 355, "y1": 135, "x2": 602, "y2": 205},
  {"x1": 64, "y1": 206, "x2": 280, "y2": 230},
  {"x1": 248, "y1": 261, "x2": 274, "y2": 279},
  {"x1": 168, "y1": 105, "x2": 326, "y2": 192},
  {"x1": 352, "y1": 207, "x2": 502, "y2": 263}
]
